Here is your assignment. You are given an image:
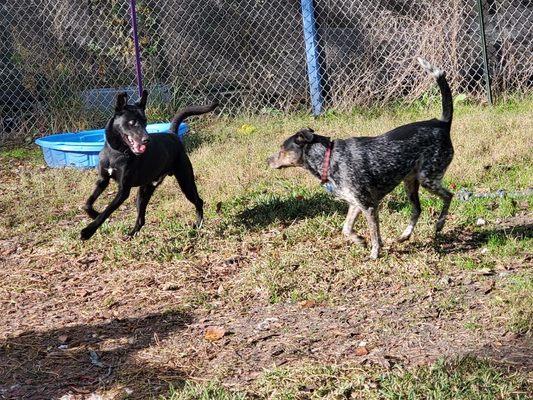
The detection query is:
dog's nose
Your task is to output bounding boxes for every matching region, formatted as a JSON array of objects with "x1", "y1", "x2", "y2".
[{"x1": 141, "y1": 137, "x2": 150, "y2": 144}]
